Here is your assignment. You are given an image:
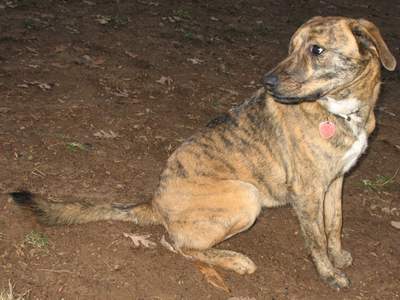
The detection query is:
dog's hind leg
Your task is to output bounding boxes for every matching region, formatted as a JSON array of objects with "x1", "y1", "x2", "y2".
[
  {"x1": 163, "y1": 180, "x2": 261, "y2": 274},
  {"x1": 182, "y1": 249, "x2": 257, "y2": 275}
]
